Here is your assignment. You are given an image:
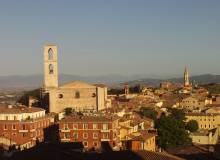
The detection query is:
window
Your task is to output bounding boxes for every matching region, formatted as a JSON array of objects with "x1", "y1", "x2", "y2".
[
  {"x1": 4, "y1": 125, "x2": 7, "y2": 130},
  {"x1": 83, "y1": 124, "x2": 88, "y2": 130},
  {"x1": 58, "y1": 94, "x2": 63, "y2": 99},
  {"x1": 92, "y1": 93, "x2": 96, "y2": 98},
  {"x1": 48, "y1": 48, "x2": 53, "y2": 60},
  {"x1": 103, "y1": 133, "x2": 109, "y2": 139},
  {"x1": 22, "y1": 124, "x2": 26, "y2": 130},
  {"x1": 102, "y1": 124, "x2": 108, "y2": 130},
  {"x1": 93, "y1": 124, "x2": 98, "y2": 129},
  {"x1": 93, "y1": 132, "x2": 98, "y2": 139},
  {"x1": 93, "y1": 141, "x2": 98, "y2": 147},
  {"x1": 64, "y1": 124, "x2": 69, "y2": 130},
  {"x1": 5, "y1": 116, "x2": 8, "y2": 120},
  {"x1": 83, "y1": 141, "x2": 88, "y2": 147},
  {"x1": 14, "y1": 116, "x2": 17, "y2": 120},
  {"x1": 64, "y1": 133, "x2": 70, "y2": 139},
  {"x1": 73, "y1": 124, "x2": 78, "y2": 130},
  {"x1": 12, "y1": 133, "x2": 16, "y2": 136},
  {"x1": 12, "y1": 125, "x2": 16, "y2": 130},
  {"x1": 83, "y1": 133, "x2": 88, "y2": 139},
  {"x1": 75, "y1": 91, "x2": 80, "y2": 99},
  {"x1": 49, "y1": 64, "x2": 54, "y2": 74},
  {"x1": 73, "y1": 133, "x2": 78, "y2": 140}
]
